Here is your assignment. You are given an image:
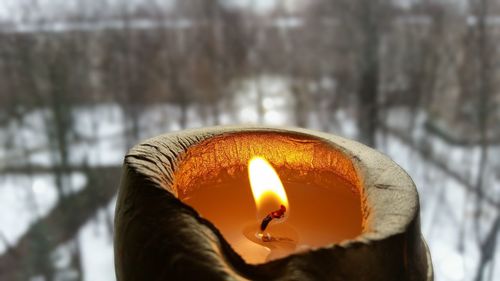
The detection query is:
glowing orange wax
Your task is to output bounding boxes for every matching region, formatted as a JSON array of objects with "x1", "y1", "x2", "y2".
[
  {"x1": 177, "y1": 132, "x2": 363, "y2": 264},
  {"x1": 182, "y1": 168, "x2": 362, "y2": 264}
]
